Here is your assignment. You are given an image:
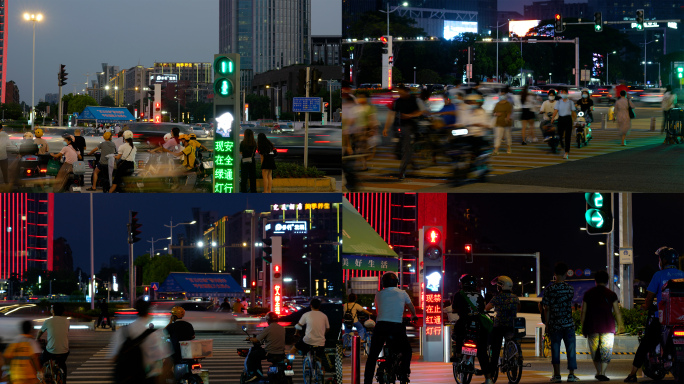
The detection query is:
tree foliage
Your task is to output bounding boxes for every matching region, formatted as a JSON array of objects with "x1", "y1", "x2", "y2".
[
  {"x1": 134, "y1": 254, "x2": 188, "y2": 286},
  {"x1": 62, "y1": 94, "x2": 98, "y2": 115},
  {"x1": 100, "y1": 96, "x2": 115, "y2": 107},
  {"x1": 245, "y1": 94, "x2": 272, "y2": 120},
  {"x1": 0, "y1": 103, "x2": 24, "y2": 120}
]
